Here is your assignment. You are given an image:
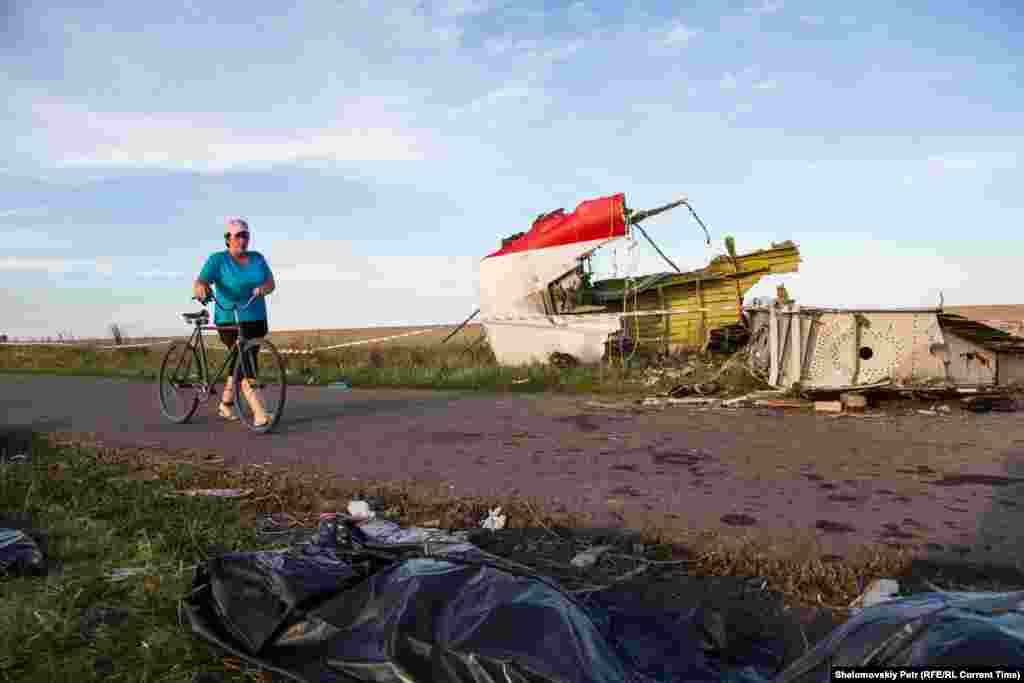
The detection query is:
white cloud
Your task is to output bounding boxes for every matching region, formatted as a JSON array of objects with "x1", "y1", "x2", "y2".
[
  {"x1": 0, "y1": 256, "x2": 113, "y2": 275},
  {"x1": 754, "y1": 79, "x2": 778, "y2": 90},
  {"x1": 0, "y1": 206, "x2": 50, "y2": 219},
  {"x1": 139, "y1": 270, "x2": 186, "y2": 280},
  {"x1": 651, "y1": 21, "x2": 701, "y2": 54},
  {"x1": 438, "y1": 0, "x2": 497, "y2": 18},
  {"x1": 3, "y1": 228, "x2": 73, "y2": 249},
  {"x1": 927, "y1": 156, "x2": 980, "y2": 173},
  {"x1": 720, "y1": 73, "x2": 738, "y2": 90},
  {"x1": 484, "y1": 37, "x2": 539, "y2": 56},
  {"x1": 29, "y1": 96, "x2": 436, "y2": 171},
  {"x1": 799, "y1": 15, "x2": 824, "y2": 26},
  {"x1": 745, "y1": 1, "x2": 783, "y2": 15},
  {"x1": 662, "y1": 22, "x2": 700, "y2": 49}
]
